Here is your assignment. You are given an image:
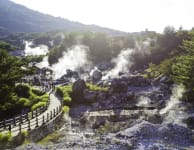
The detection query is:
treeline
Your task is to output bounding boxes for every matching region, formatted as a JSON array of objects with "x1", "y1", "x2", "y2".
[
  {"x1": 0, "y1": 47, "x2": 46, "y2": 119},
  {"x1": 147, "y1": 27, "x2": 194, "y2": 100},
  {"x1": 48, "y1": 31, "x2": 157, "y2": 65}
]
